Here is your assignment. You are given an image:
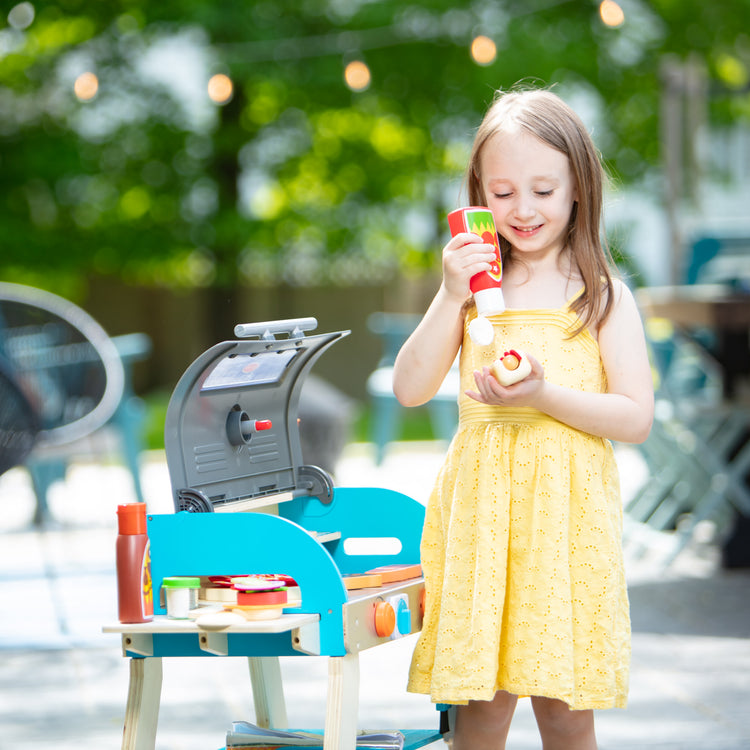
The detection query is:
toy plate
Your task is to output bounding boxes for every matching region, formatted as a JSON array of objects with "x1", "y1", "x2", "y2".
[{"x1": 231, "y1": 575, "x2": 287, "y2": 591}]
